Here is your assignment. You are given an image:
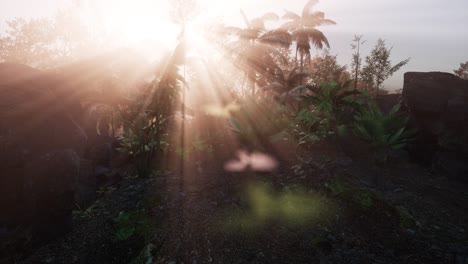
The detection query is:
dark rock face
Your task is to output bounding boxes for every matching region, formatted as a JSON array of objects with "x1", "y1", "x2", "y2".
[
  {"x1": 0, "y1": 63, "x2": 110, "y2": 249},
  {"x1": 403, "y1": 72, "x2": 468, "y2": 181},
  {"x1": 0, "y1": 63, "x2": 88, "y2": 156},
  {"x1": 26, "y1": 150, "x2": 80, "y2": 240}
]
